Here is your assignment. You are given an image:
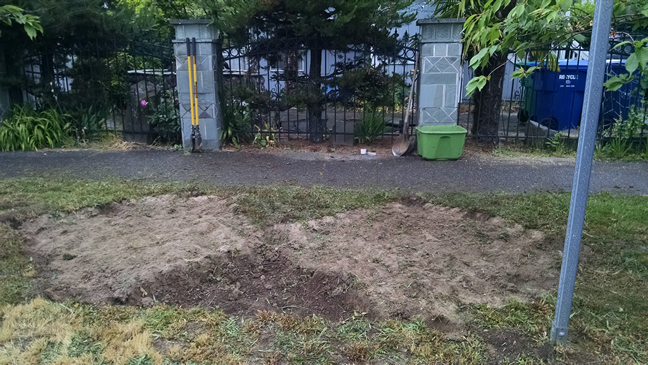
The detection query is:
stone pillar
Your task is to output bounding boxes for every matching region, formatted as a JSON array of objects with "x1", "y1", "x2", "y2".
[
  {"x1": 171, "y1": 19, "x2": 222, "y2": 150},
  {"x1": 417, "y1": 19, "x2": 465, "y2": 126}
]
